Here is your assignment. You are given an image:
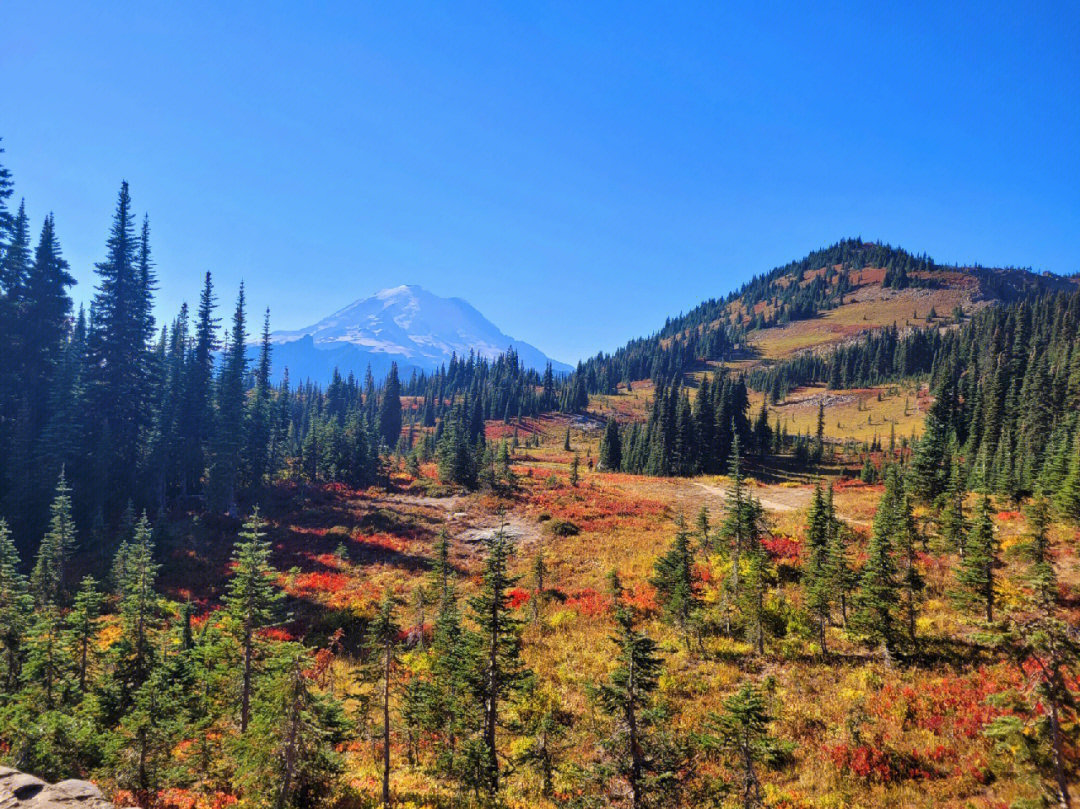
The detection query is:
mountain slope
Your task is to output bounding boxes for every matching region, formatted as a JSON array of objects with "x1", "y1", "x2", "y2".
[{"x1": 265, "y1": 285, "x2": 571, "y2": 383}]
